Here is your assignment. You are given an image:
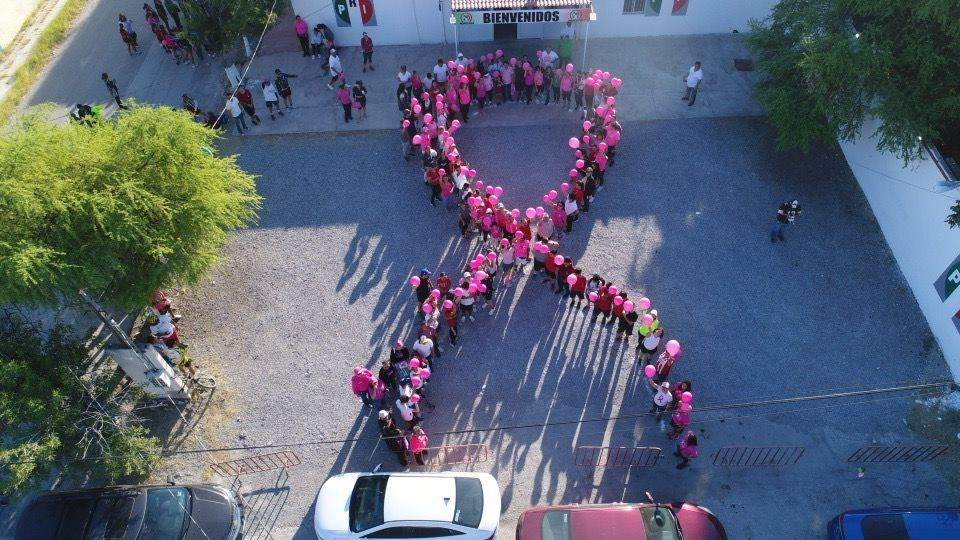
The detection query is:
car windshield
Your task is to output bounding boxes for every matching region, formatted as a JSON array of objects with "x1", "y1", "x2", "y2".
[
  {"x1": 137, "y1": 488, "x2": 190, "y2": 540},
  {"x1": 453, "y1": 477, "x2": 484, "y2": 528},
  {"x1": 85, "y1": 496, "x2": 135, "y2": 539},
  {"x1": 641, "y1": 507, "x2": 680, "y2": 540},
  {"x1": 541, "y1": 511, "x2": 571, "y2": 540},
  {"x1": 350, "y1": 475, "x2": 389, "y2": 532}
]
